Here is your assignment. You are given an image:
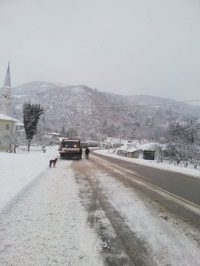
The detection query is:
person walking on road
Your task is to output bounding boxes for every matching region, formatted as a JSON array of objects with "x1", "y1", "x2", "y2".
[{"x1": 85, "y1": 147, "x2": 90, "y2": 159}]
